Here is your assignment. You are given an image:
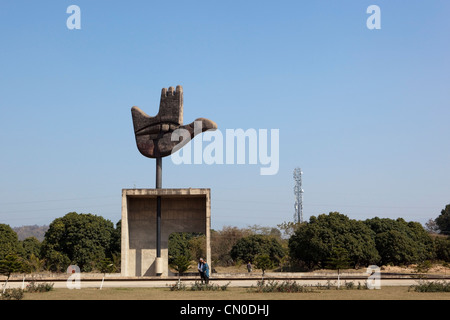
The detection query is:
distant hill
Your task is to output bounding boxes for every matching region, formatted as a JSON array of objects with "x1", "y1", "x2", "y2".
[{"x1": 13, "y1": 225, "x2": 49, "y2": 242}]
